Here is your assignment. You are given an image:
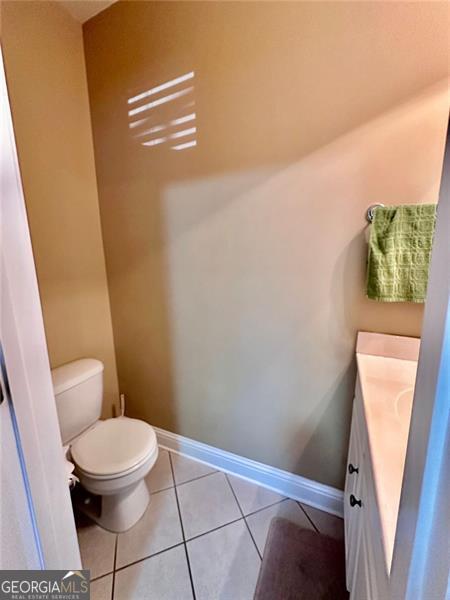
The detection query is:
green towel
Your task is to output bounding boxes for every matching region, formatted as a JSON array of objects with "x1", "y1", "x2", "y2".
[{"x1": 366, "y1": 204, "x2": 436, "y2": 303}]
